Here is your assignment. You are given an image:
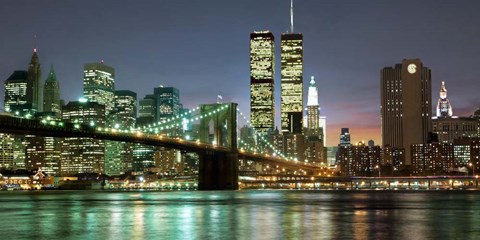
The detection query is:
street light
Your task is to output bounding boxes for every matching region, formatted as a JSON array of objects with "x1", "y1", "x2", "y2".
[
  {"x1": 469, "y1": 162, "x2": 475, "y2": 177},
  {"x1": 375, "y1": 165, "x2": 381, "y2": 177}
]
